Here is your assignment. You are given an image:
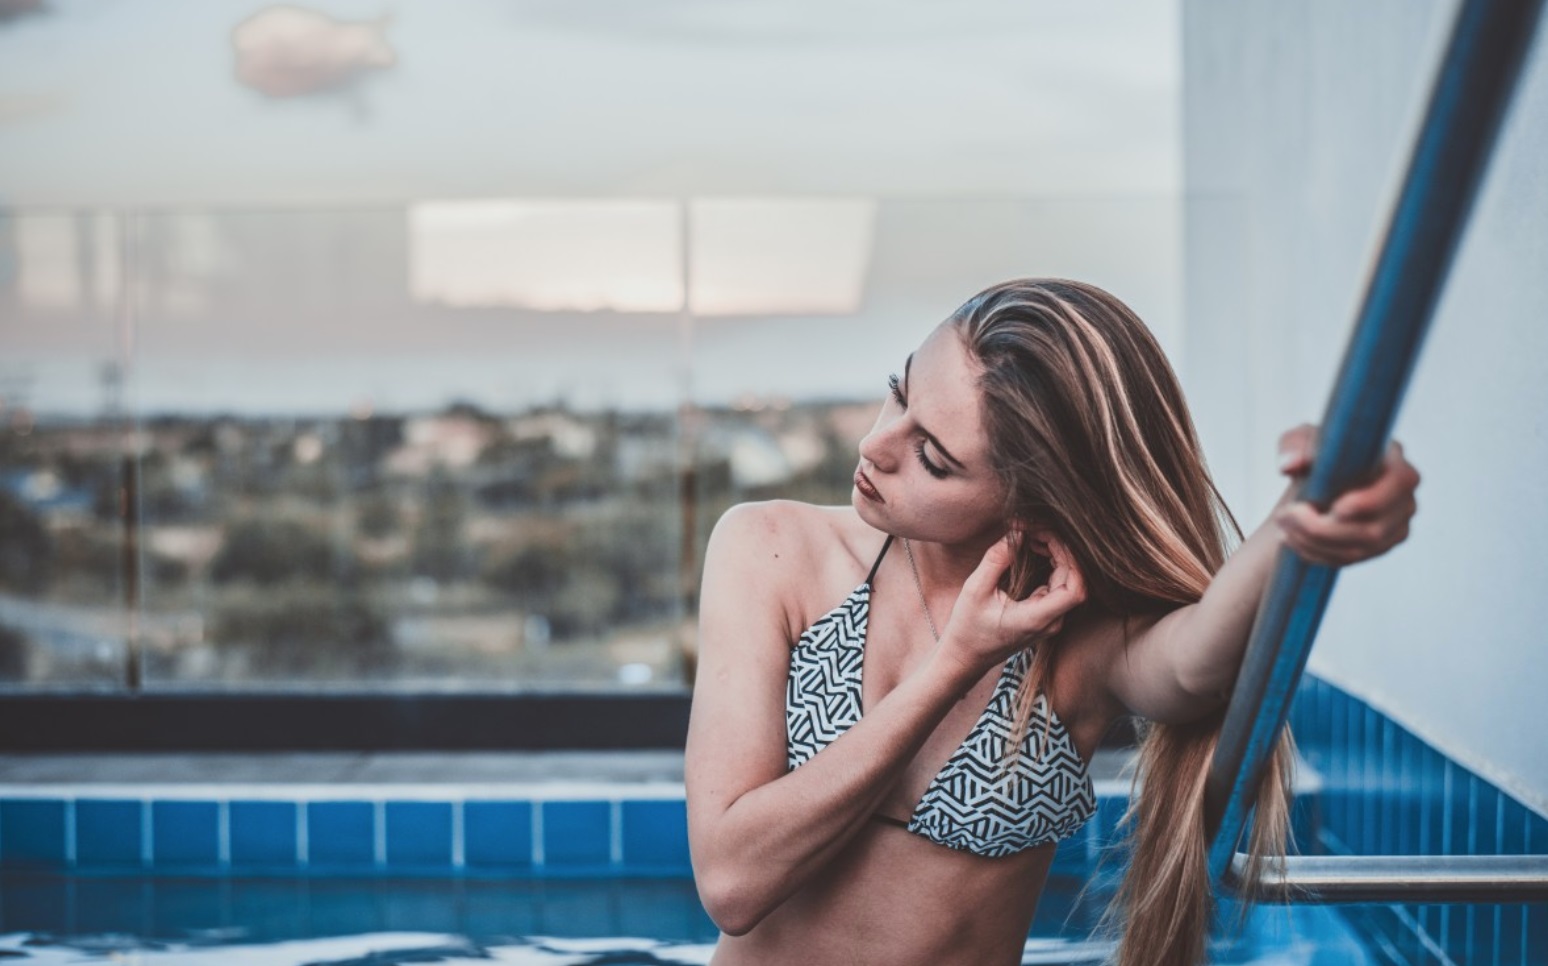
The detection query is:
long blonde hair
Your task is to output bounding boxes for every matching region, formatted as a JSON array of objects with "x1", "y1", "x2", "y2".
[{"x1": 951, "y1": 278, "x2": 1295, "y2": 966}]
